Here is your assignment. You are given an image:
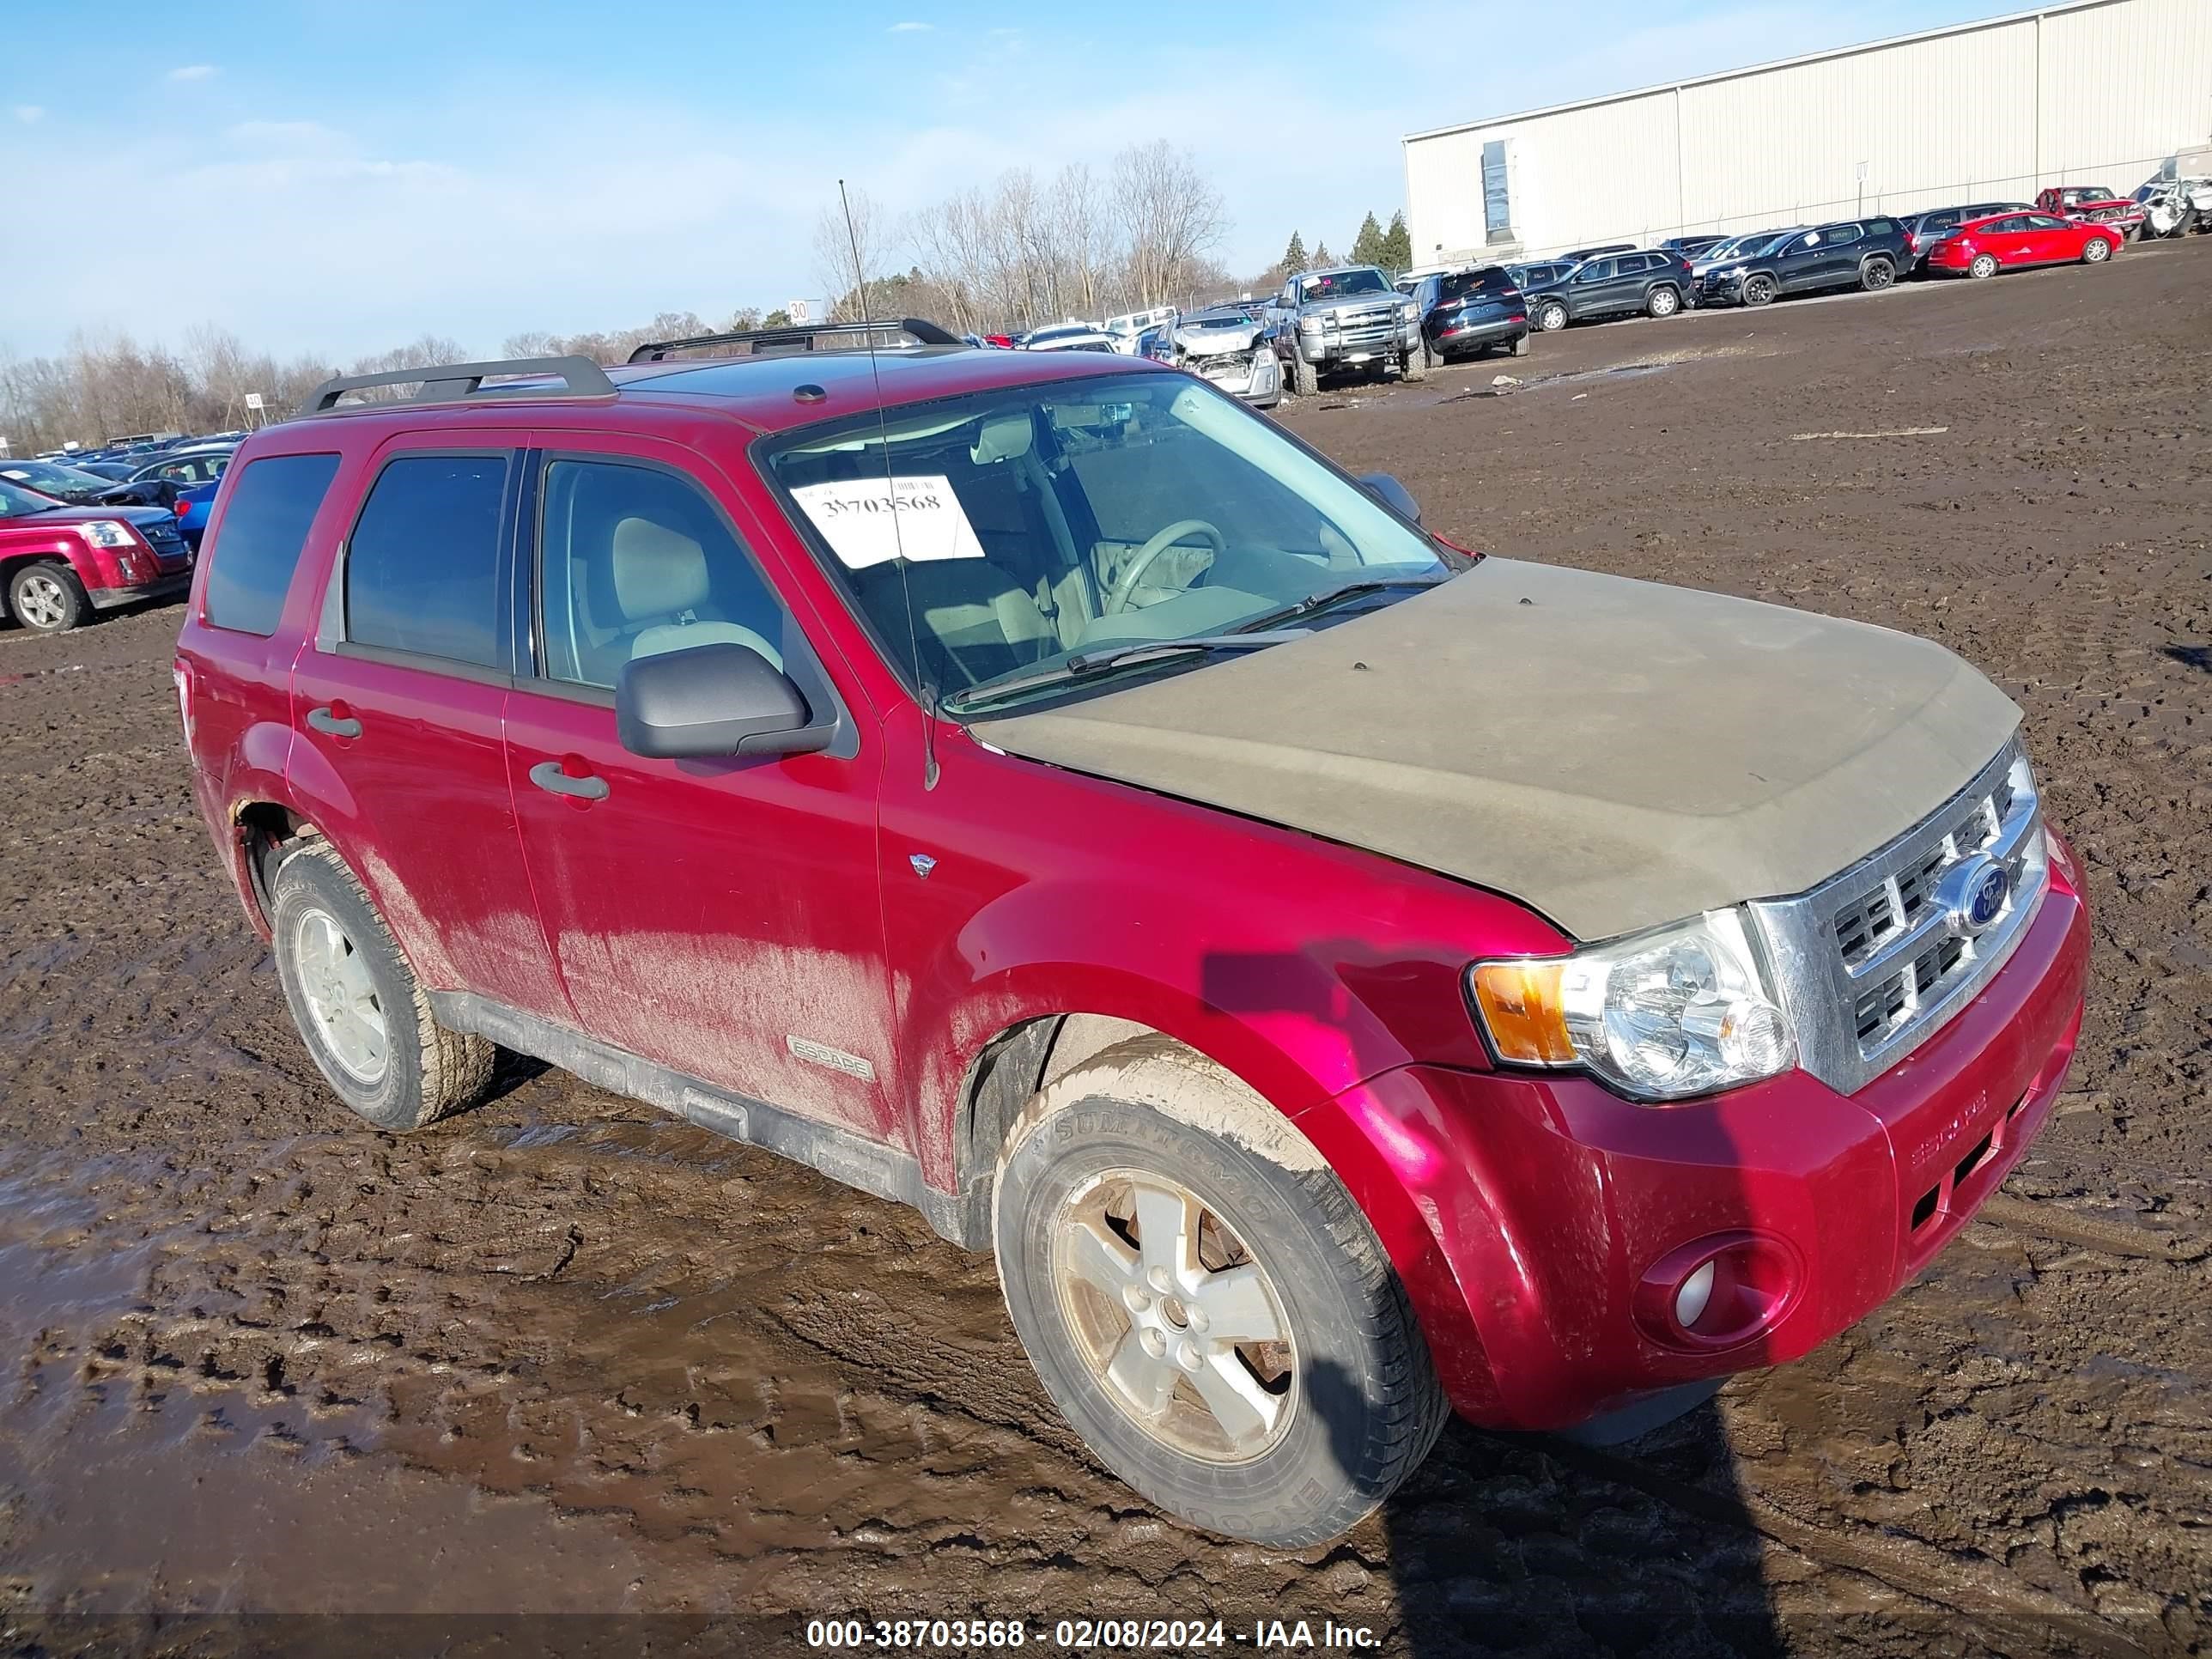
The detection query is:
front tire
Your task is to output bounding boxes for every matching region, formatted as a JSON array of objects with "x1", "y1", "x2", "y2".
[
  {"x1": 1741, "y1": 273, "x2": 1777, "y2": 307},
  {"x1": 1536, "y1": 301, "x2": 1569, "y2": 332},
  {"x1": 1291, "y1": 353, "x2": 1319, "y2": 398},
  {"x1": 270, "y1": 840, "x2": 496, "y2": 1131},
  {"x1": 1401, "y1": 339, "x2": 1428, "y2": 382},
  {"x1": 1646, "y1": 285, "x2": 1680, "y2": 319},
  {"x1": 1859, "y1": 256, "x2": 1896, "y2": 291},
  {"x1": 7, "y1": 562, "x2": 89, "y2": 635},
  {"x1": 993, "y1": 1039, "x2": 1446, "y2": 1547},
  {"x1": 2081, "y1": 234, "x2": 2112, "y2": 264},
  {"x1": 1968, "y1": 252, "x2": 1999, "y2": 280}
]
